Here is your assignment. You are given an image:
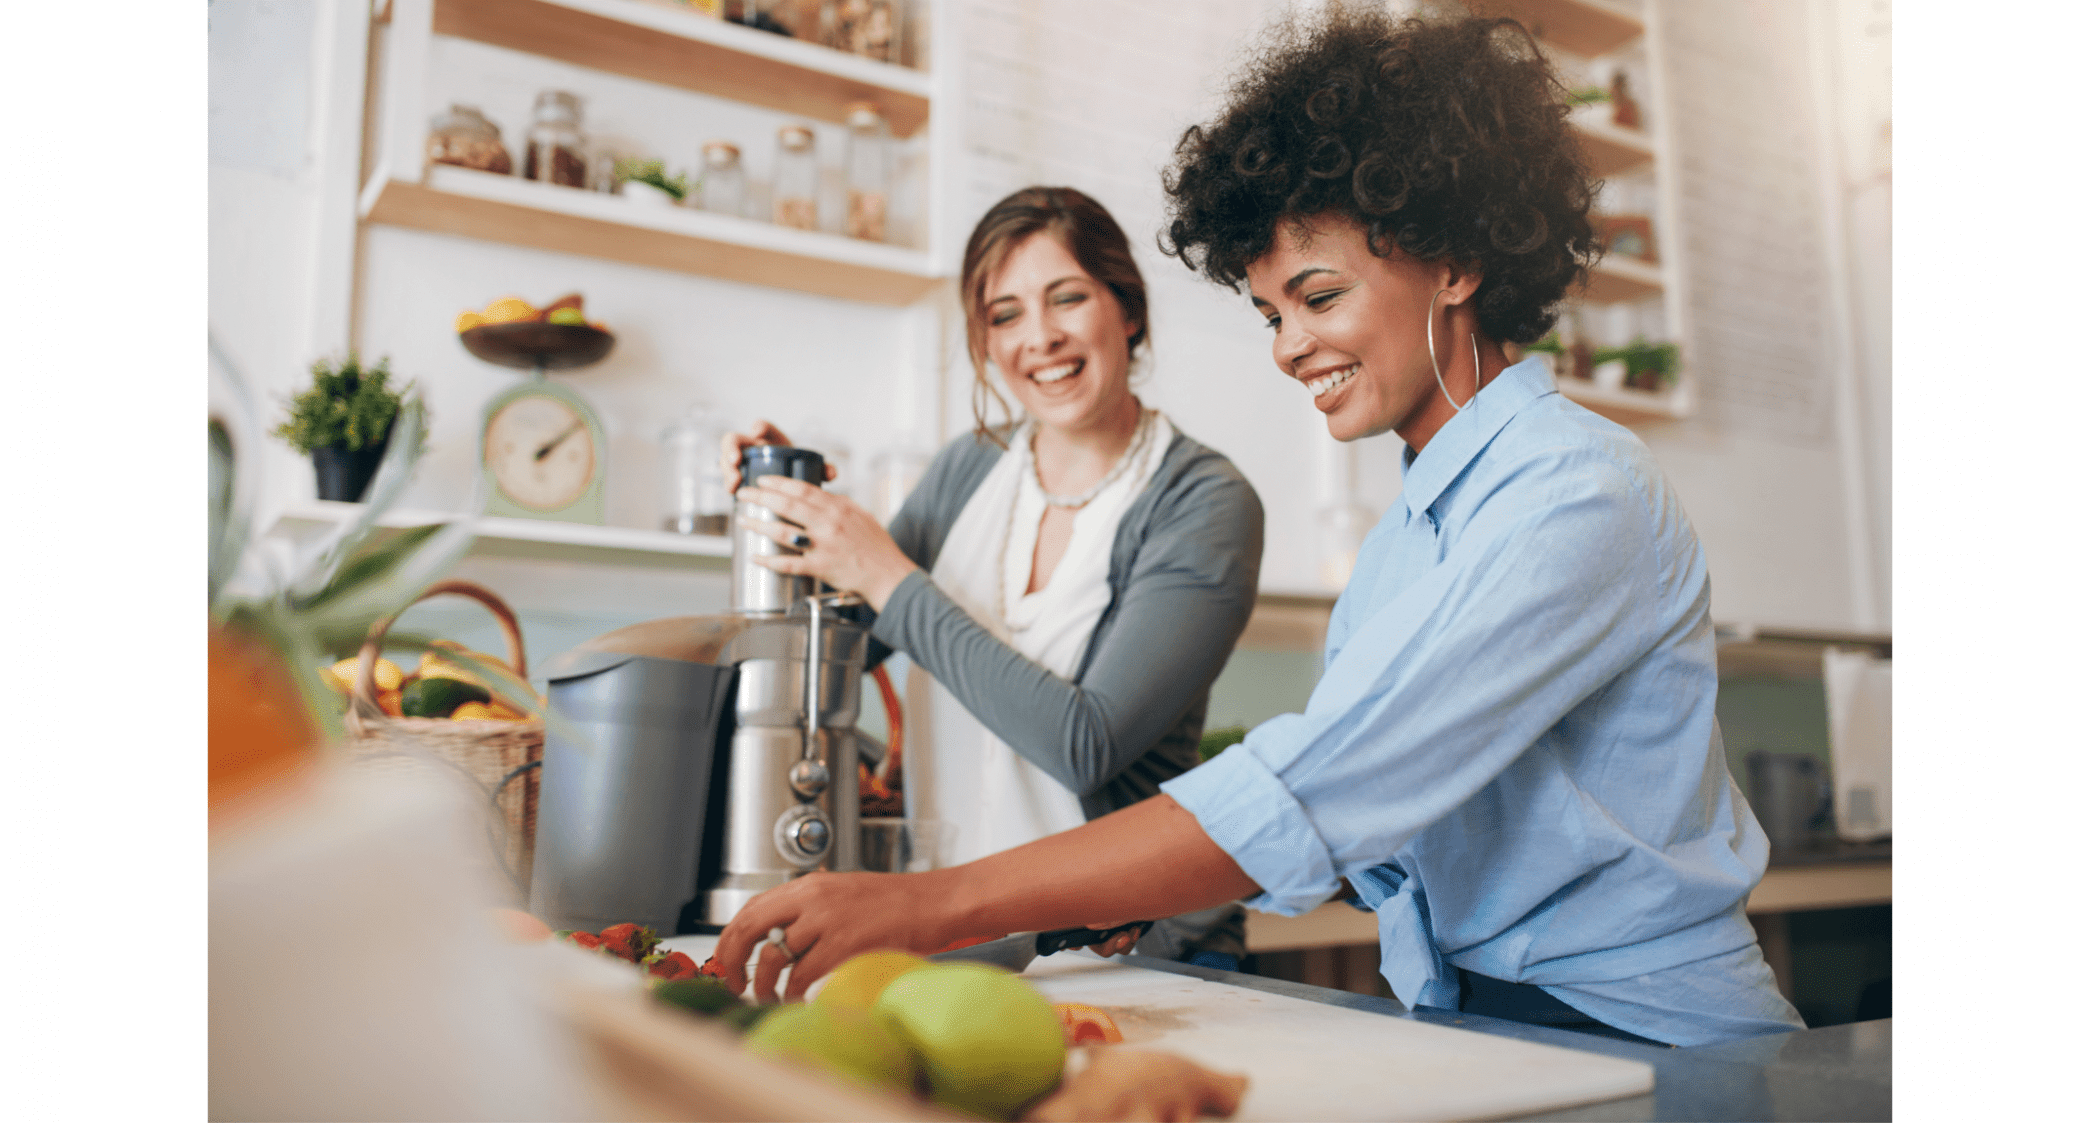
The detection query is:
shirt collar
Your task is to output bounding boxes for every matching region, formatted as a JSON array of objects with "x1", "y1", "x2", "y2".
[{"x1": 1399, "y1": 353, "x2": 1556, "y2": 518}]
